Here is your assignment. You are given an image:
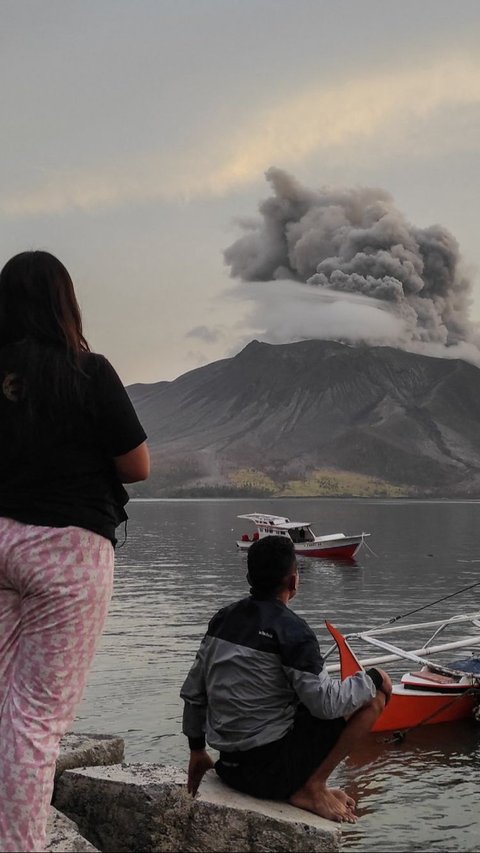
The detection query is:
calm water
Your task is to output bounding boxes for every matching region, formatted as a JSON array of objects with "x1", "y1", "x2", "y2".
[{"x1": 75, "y1": 499, "x2": 480, "y2": 852}]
